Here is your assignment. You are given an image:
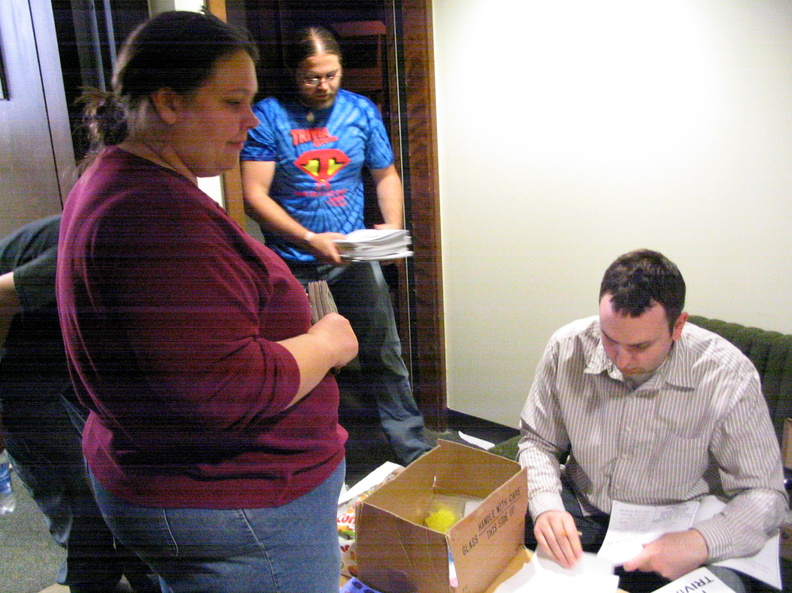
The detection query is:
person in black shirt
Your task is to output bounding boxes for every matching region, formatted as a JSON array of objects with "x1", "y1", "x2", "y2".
[{"x1": 0, "y1": 215, "x2": 159, "y2": 593}]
